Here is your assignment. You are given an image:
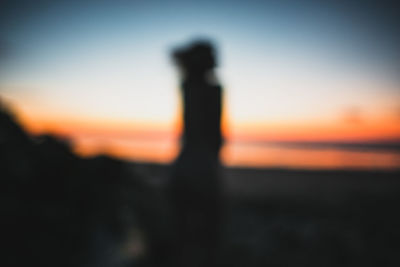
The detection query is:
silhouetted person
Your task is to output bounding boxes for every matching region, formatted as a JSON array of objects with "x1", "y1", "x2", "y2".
[{"x1": 169, "y1": 40, "x2": 223, "y2": 267}]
